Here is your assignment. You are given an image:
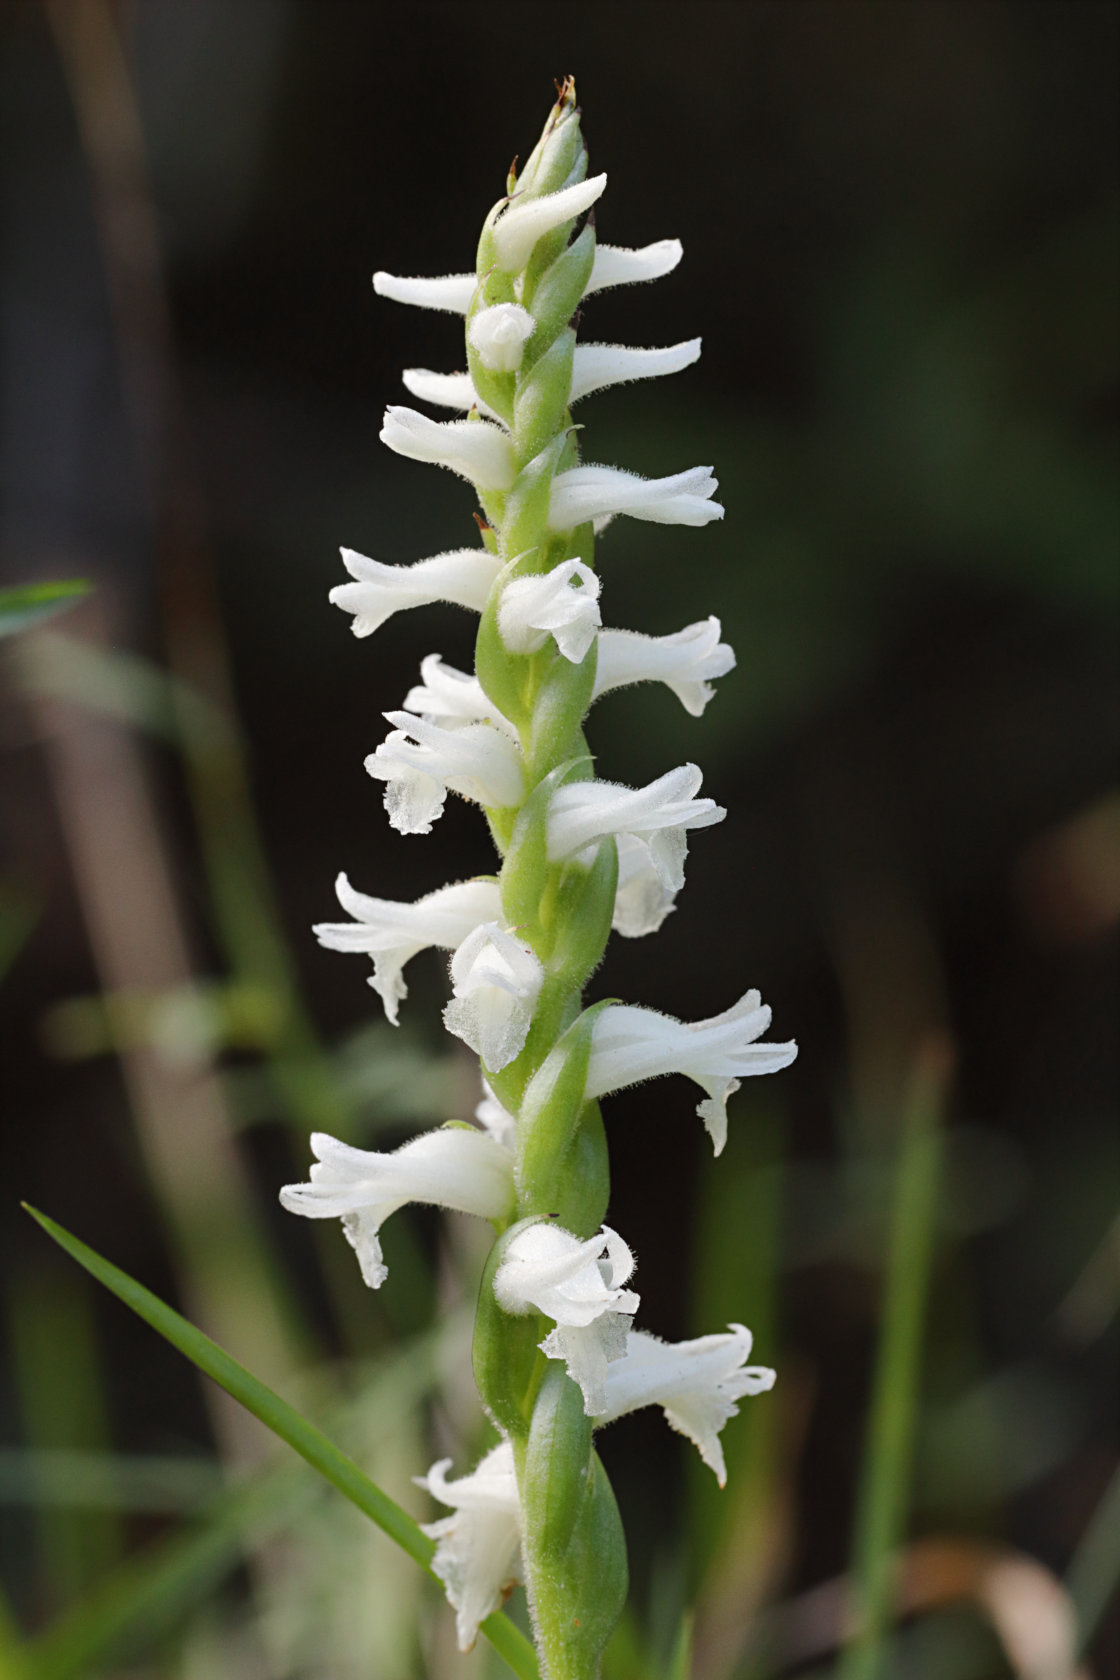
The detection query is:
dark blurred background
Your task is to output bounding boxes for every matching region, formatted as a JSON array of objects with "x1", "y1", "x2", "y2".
[{"x1": 1, "y1": 3, "x2": 1117, "y2": 1677}]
